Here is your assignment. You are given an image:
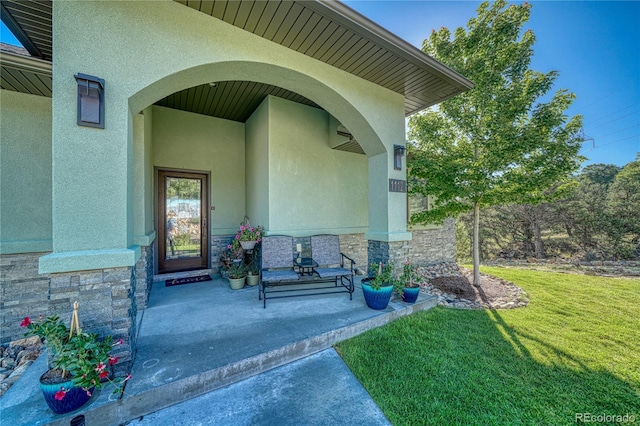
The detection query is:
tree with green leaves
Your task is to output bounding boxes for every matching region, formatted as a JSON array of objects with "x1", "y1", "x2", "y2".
[
  {"x1": 605, "y1": 159, "x2": 640, "y2": 258},
  {"x1": 408, "y1": 0, "x2": 584, "y2": 284}
]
